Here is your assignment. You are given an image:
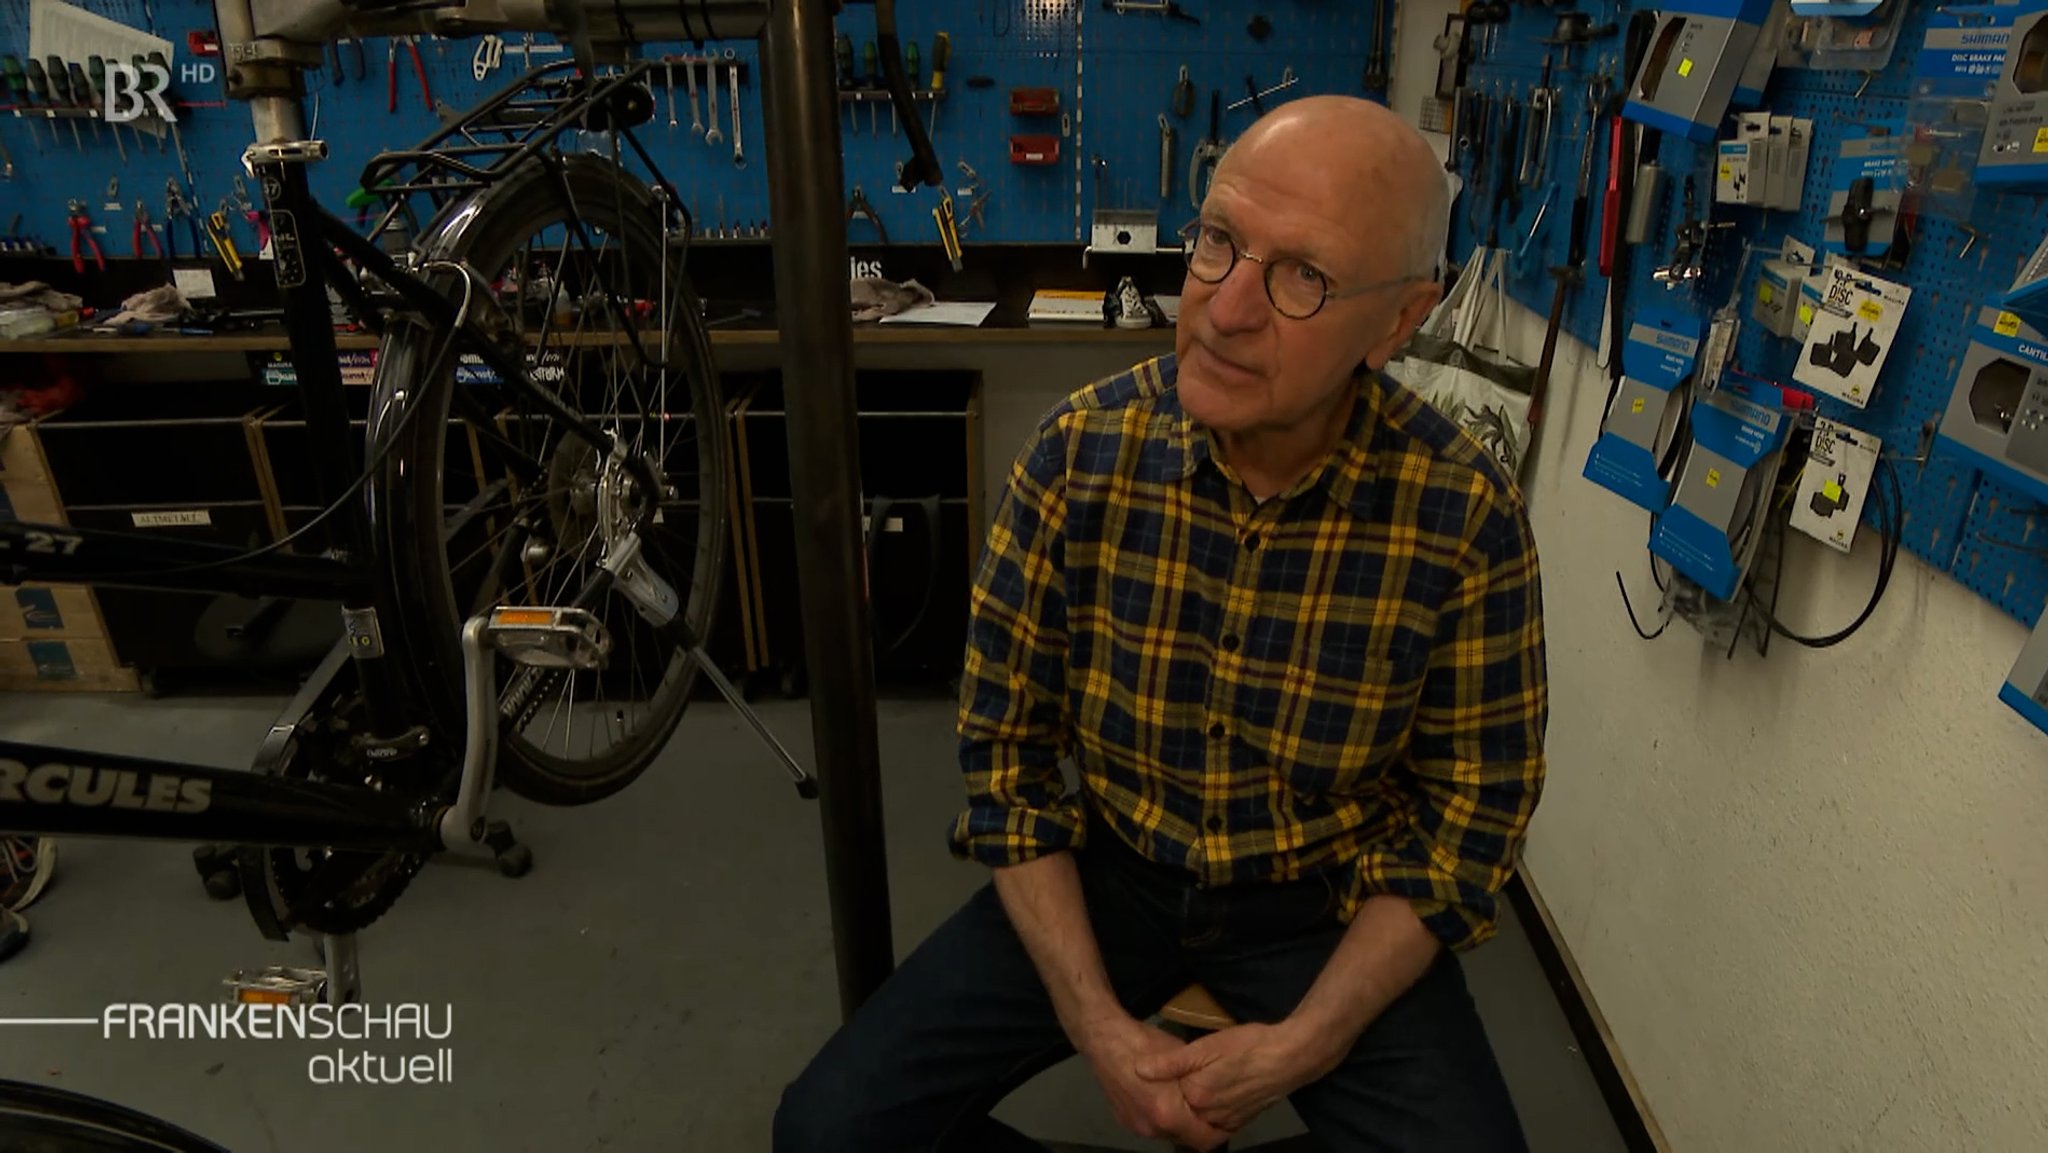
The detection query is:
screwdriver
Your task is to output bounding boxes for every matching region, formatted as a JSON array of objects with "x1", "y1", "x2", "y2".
[
  {"x1": 862, "y1": 39, "x2": 877, "y2": 134},
  {"x1": 88, "y1": 56, "x2": 125, "y2": 161},
  {"x1": 146, "y1": 51, "x2": 190, "y2": 184},
  {"x1": 130, "y1": 55, "x2": 163, "y2": 153},
  {"x1": 2, "y1": 55, "x2": 43, "y2": 147},
  {"x1": 900, "y1": 41, "x2": 917, "y2": 136},
  {"x1": 835, "y1": 33, "x2": 854, "y2": 134},
  {"x1": 40, "y1": 57, "x2": 81, "y2": 150},
  {"x1": 929, "y1": 32, "x2": 949, "y2": 138},
  {"x1": 66, "y1": 61, "x2": 100, "y2": 145}
]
